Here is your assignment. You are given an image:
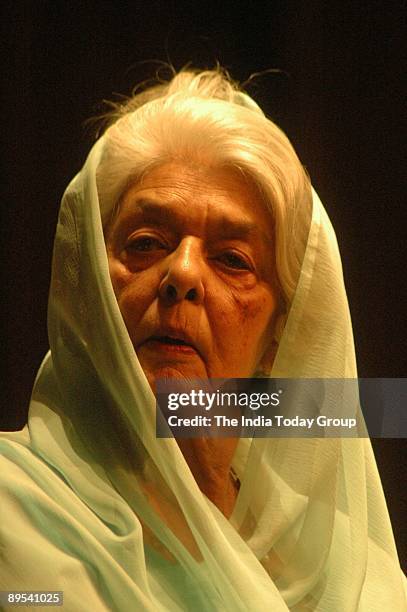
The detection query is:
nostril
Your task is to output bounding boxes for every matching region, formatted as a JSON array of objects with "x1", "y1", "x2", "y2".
[
  {"x1": 166, "y1": 285, "x2": 177, "y2": 300},
  {"x1": 185, "y1": 288, "x2": 197, "y2": 301},
  {"x1": 161, "y1": 282, "x2": 201, "y2": 303}
]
